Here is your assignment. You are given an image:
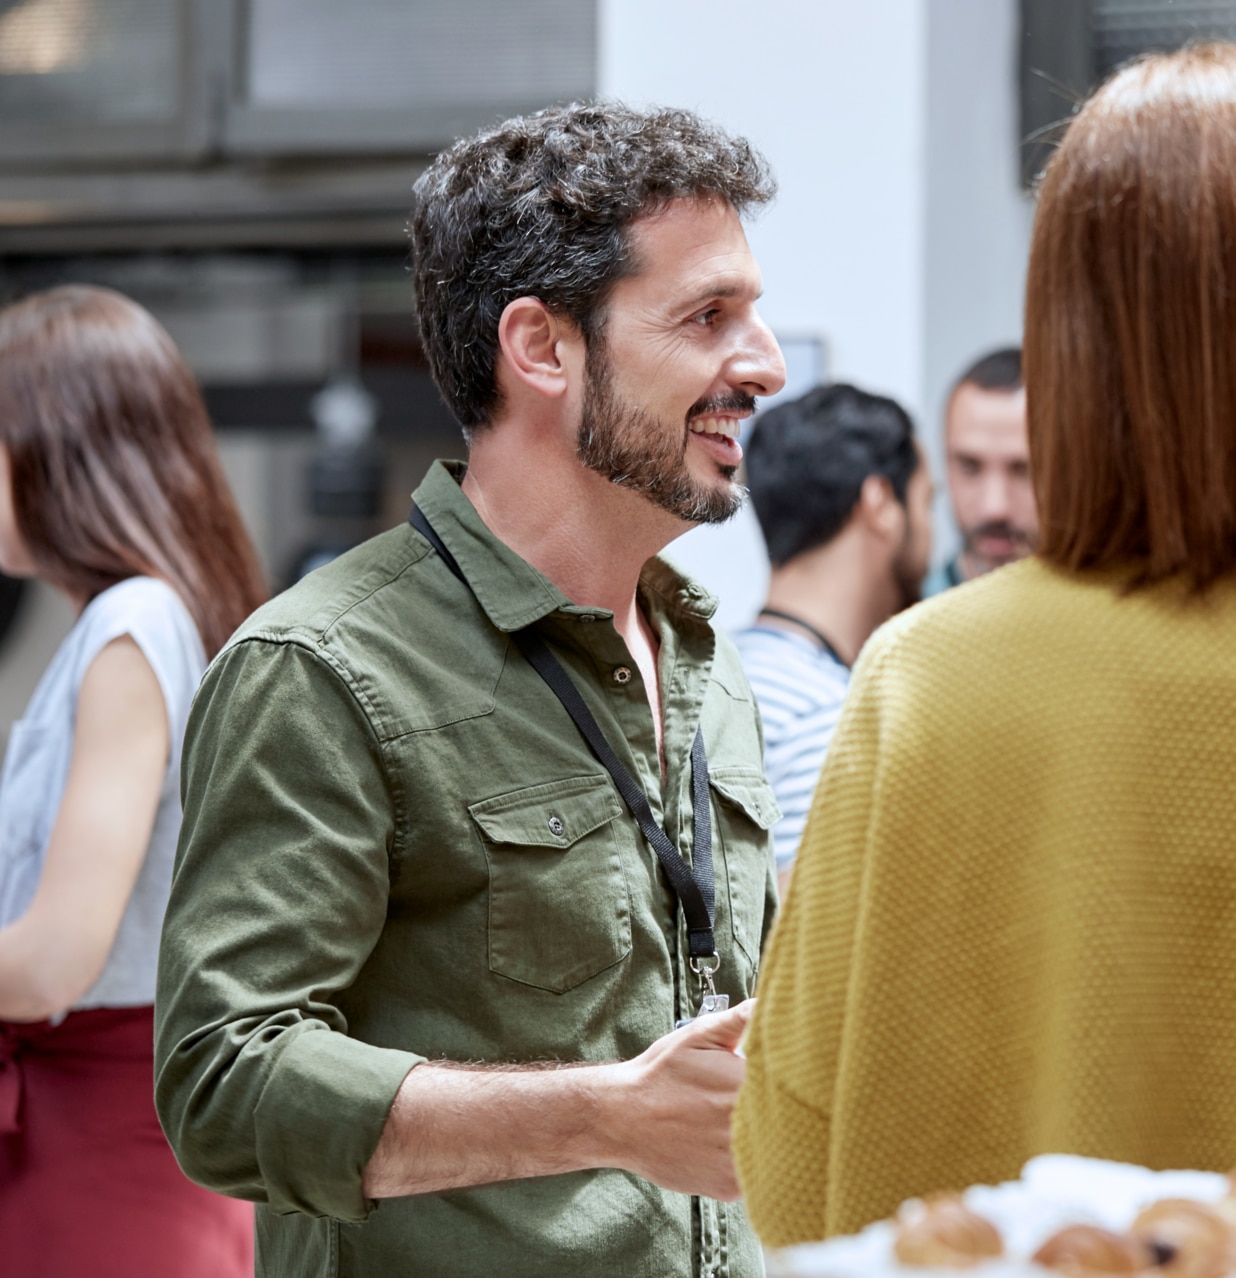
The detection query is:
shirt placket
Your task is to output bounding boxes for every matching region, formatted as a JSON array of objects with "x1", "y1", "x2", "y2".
[
  {"x1": 646, "y1": 588, "x2": 726, "y2": 1278},
  {"x1": 533, "y1": 592, "x2": 725, "y2": 1278}
]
